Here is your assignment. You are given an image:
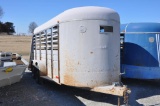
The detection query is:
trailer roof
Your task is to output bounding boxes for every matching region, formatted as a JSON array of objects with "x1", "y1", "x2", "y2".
[{"x1": 34, "y1": 6, "x2": 119, "y2": 34}]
